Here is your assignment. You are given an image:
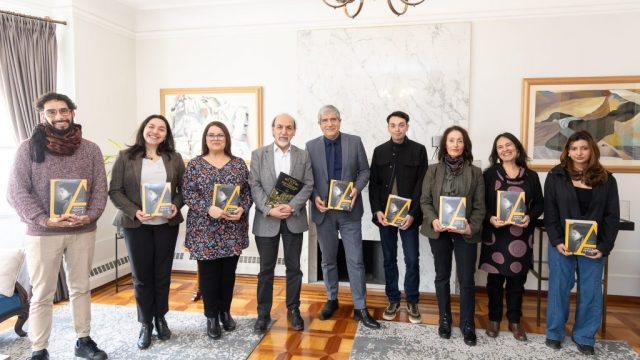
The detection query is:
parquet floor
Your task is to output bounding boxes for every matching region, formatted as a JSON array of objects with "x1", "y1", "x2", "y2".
[{"x1": 4, "y1": 272, "x2": 639, "y2": 359}]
